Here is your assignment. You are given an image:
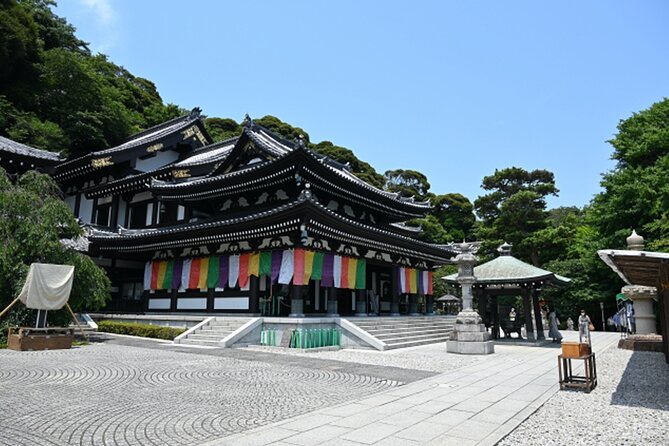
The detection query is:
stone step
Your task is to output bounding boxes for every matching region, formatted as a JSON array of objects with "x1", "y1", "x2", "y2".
[
  {"x1": 354, "y1": 322, "x2": 455, "y2": 331},
  {"x1": 373, "y1": 328, "x2": 453, "y2": 340},
  {"x1": 382, "y1": 332, "x2": 453, "y2": 344},
  {"x1": 178, "y1": 338, "x2": 221, "y2": 346},
  {"x1": 187, "y1": 333, "x2": 232, "y2": 341},
  {"x1": 384, "y1": 337, "x2": 450, "y2": 350}
]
